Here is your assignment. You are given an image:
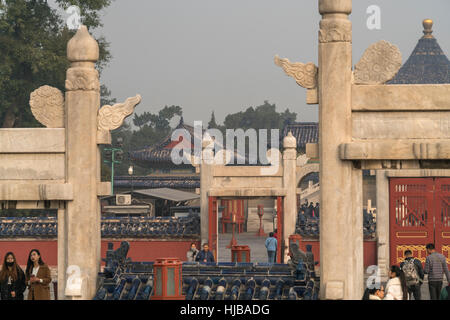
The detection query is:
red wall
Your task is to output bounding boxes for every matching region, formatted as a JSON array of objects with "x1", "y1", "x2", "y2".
[
  {"x1": 100, "y1": 239, "x2": 201, "y2": 265},
  {"x1": 1, "y1": 239, "x2": 378, "y2": 268},
  {"x1": 0, "y1": 241, "x2": 58, "y2": 266},
  {"x1": 300, "y1": 240, "x2": 378, "y2": 268},
  {"x1": 0, "y1": 239, "x2": 201, "y2": 268}
]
